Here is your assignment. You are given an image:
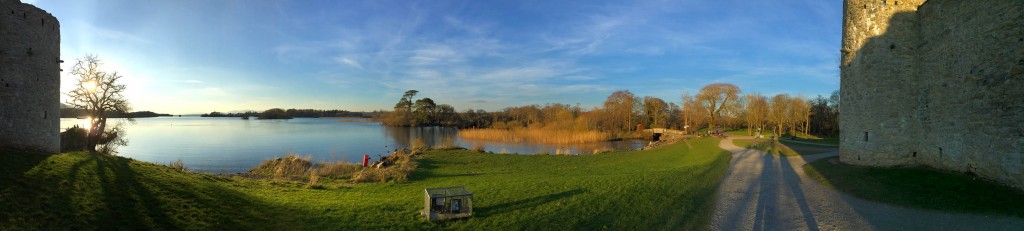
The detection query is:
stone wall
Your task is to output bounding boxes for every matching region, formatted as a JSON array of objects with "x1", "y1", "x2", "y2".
[
  {"x1": 0, "y1": 0, "x2": 60, "y2": 153},
  {"x1": 840, "y1": 0, "x2": 1024, "y2": 189}
]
